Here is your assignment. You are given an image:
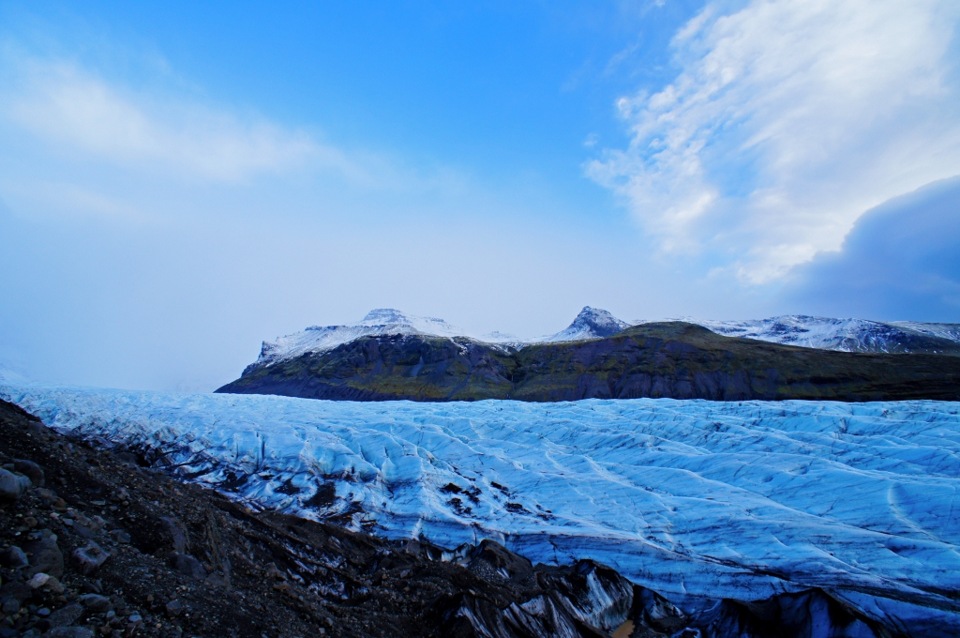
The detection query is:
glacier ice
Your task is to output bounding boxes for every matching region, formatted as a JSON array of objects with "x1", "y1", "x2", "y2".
[{"x1": 2, "y1": 382, "x2": 959, "y2": 631}]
